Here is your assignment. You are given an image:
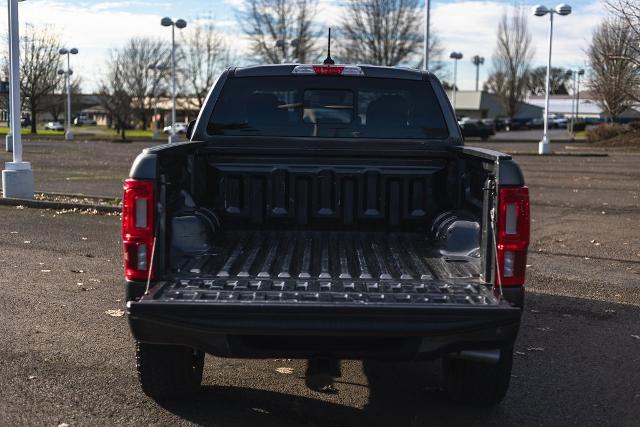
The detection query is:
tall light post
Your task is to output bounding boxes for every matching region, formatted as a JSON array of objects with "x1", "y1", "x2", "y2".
[
  {"x1": 471, "y1": 55, "x2": 484, "y2": 92},
  {"x1": 58, "y1": 47, "x2": 78, "y2": 141},
  {"x1": 565, "y1": 69, "x2": 576, "y2": 135},
  {"x1": 2, "y1": 0, "x2": 33, "y2": 199},
  {"x1": 424, "y1": 0, "x2": 431, "y2": 70},
  {"x1": 449, "y1": 52, "x2": 463, "y2": 110},
  {"x1": 533, "y1": 3, "x2": 572, "y2": 155},
  {"x1": 148, "y1": 63, "x2": 168, "y2": 140},
  {"x1": 575, "y1": 69, "x2": 585, "y2": 124},
  {"x1": 5, "y1": 0, "x2": 25, "y2": 153},
  {"x1": 161, "y1": 17, "x2": 187, "y2": 143},
  {"x1": 564, "y1": 68, "x2": 585, "y2": 137}
]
